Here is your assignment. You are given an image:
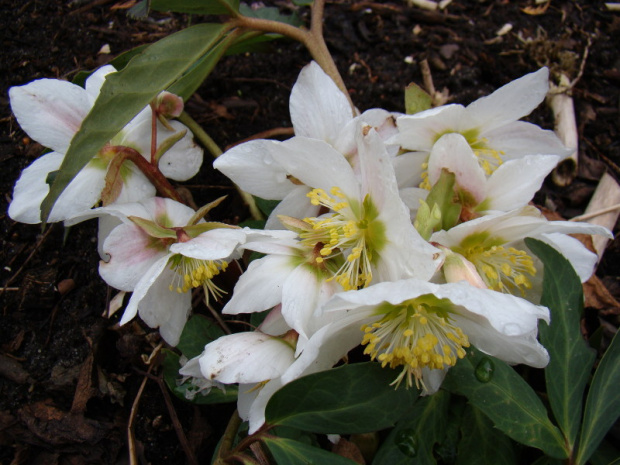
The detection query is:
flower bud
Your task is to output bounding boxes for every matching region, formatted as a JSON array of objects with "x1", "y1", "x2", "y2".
[
  {"x1": 154, "y1": 91, "x2": 184, "y2": 118},
  {"x1": 441, "y1": 247, "x2": 487, "y2": 289}
]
